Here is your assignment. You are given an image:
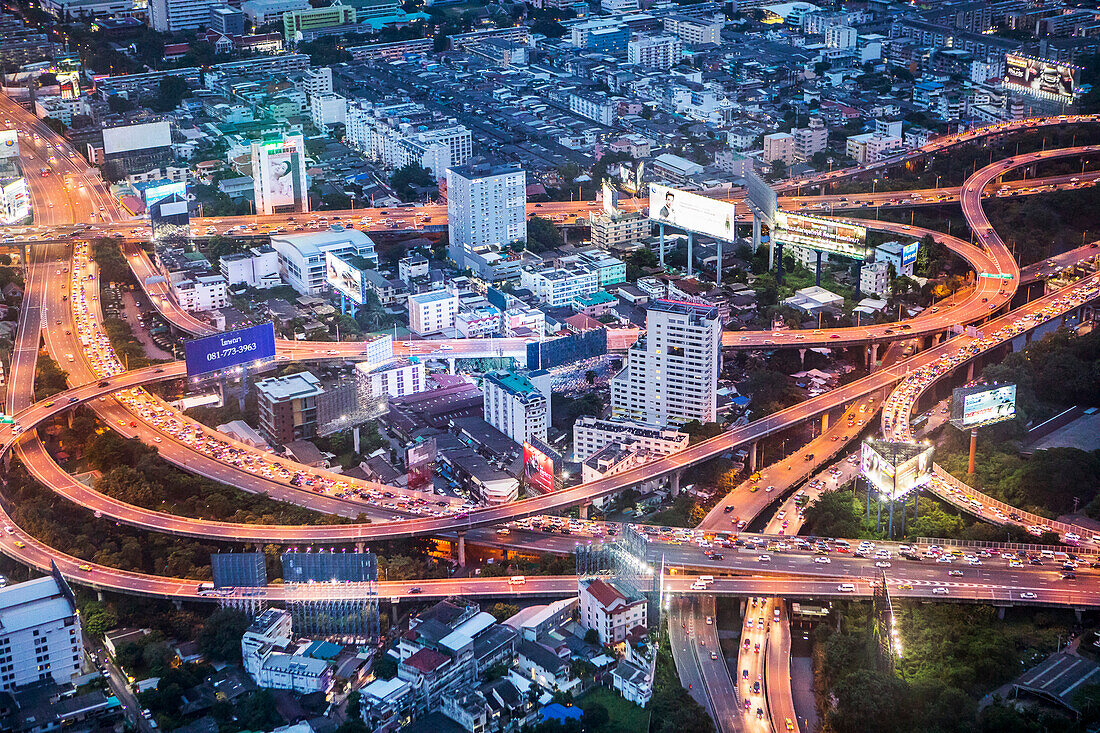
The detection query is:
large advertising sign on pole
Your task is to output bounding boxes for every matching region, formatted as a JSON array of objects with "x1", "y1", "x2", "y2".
[
  {"x1": 1, "y1": 178, "x2": 29, "y2": 223},
  {"x1": 743, "y1": 169, "x2": 777, "y2": 226},
  {"x1": 902, "y1": 241, "x2": 919, "y2": 267},
  {"x1": 649, "y1": 184, "x2": 736, "y2": 241},
  {"x1": 523, "y1": 441, "x2": 555, "y2": 494},
  {"x1": 406, "y1": 437, "x2": 436, "y2": 492},
  {"x1": 184, "y1": 322, "x2": 277, "y2": 377},
  {"x1": 143, "y1": 181, "x2": 187, "y2": 208},
  {"x1": 950, "y1": 383, "x2": 1016, "y2": 430},
  {"x1": 326, "y1": 251, "x2": 367, "y2": 306},
  {"x1": 773, "y1": 211, "x2": 869, "y2": 260},
  {"x1": 0, "y1": 130, "x2": 19, "y2": 160},
  {"x1": 1005, "y1": 55, "x2": 1079, "y2": 103},
  {"x1": 860, "y1": 439, "x2": 934, "y2": 500}
]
